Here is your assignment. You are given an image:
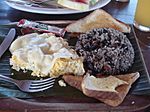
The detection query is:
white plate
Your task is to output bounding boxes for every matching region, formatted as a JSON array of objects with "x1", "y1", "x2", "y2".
[{"x1": 5, "y1": 0, "x2": 111, "y2": 14}]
